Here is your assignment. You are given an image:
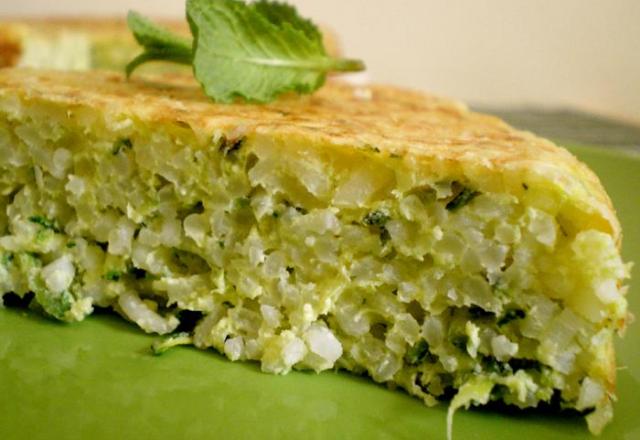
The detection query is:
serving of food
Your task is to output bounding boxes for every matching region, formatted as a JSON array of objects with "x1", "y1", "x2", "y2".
[{"x1": 0, "y1": 1, "x2": 633, "y2": 438}]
